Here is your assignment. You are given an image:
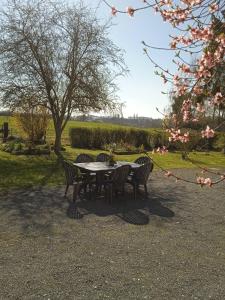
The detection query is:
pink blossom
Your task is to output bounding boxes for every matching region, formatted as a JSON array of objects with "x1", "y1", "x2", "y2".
[
  {"x1": 192, "y1": 118, "x2": 199, "y2": 123},
  {"x1": 196, "y1": 176, "x2": 212, "y2": 187},
  {"x1": 201, "y1": 126, "x2": 215, "y2": 139},
  {"x1": 156, "y1": 146, "x2": 168, "y2": 155},
  {"x1": 167, "y1": 128, "x2": 190, "y2": 143},
  {"x1": 180, "y1": 64, "x2": 191, "y2": 73},
  {"x1": 173, "y1": 74, "x2": 180, "y2": 85},
  {"x1": 193, "y1": 86, "x2": 203, "y2": 95},
  {"x1": 181, "y1": 99, "x2": 192, "y2": 122},
  {"x1": 165, "y1": 171, "x2": 172, "y2": 177},
  {"x1": 196, "y1": 103, "x2": 205, "y2": 113},
  {"x1": 170, "y1": 40, "x2": 177, "y2": 49},
  {"x1": 204, "y1": 178, "x2": 212, "y2": 187},
  {"x1": 126, "y1": 6, "x2": 135, "y2": 17},
  {"x1": 209, "y1": 3, "x2": 219, "y2": 13},
  {"x1": 111, "y1": 7, "x2": 117, "y2": 16},
  {"x1": 212, "y1": 92, "x2": 224, "y2": 106},
  {"x1": 190, "y1": 27, "x2": 213, "y2": 41}
]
